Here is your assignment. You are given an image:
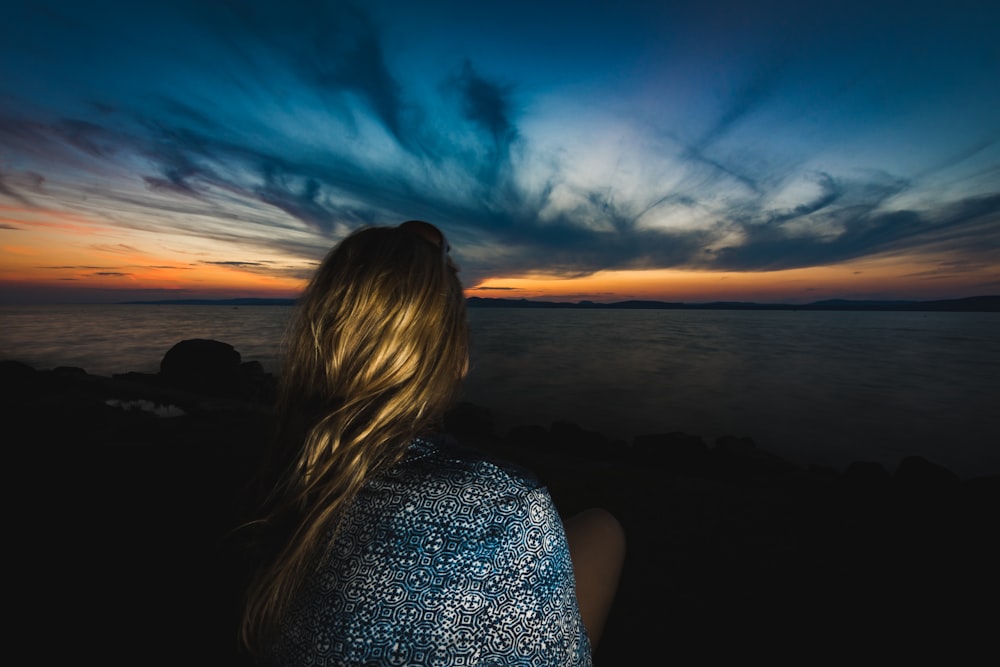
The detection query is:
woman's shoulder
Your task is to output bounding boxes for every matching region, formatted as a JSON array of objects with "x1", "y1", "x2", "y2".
[
  {"x1": 349, "y1": 433, "x2": 559, "y2": 539},
  {"x1": 383, "y1": 433, "x2": 546, "y2": 500}
]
